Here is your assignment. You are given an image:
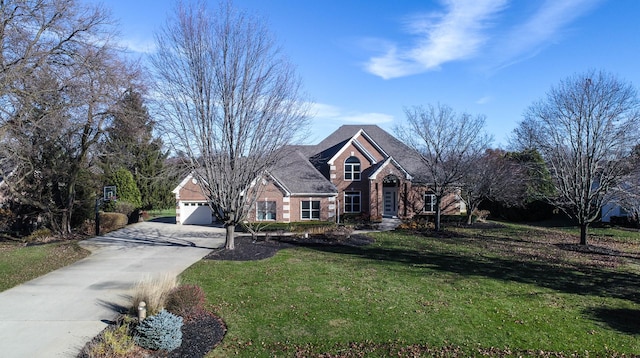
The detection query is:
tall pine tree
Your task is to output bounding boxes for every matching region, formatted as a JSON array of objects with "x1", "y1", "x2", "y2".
[{"x1": 102, "y1": 89, "x2": 173, "y2": 210}]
